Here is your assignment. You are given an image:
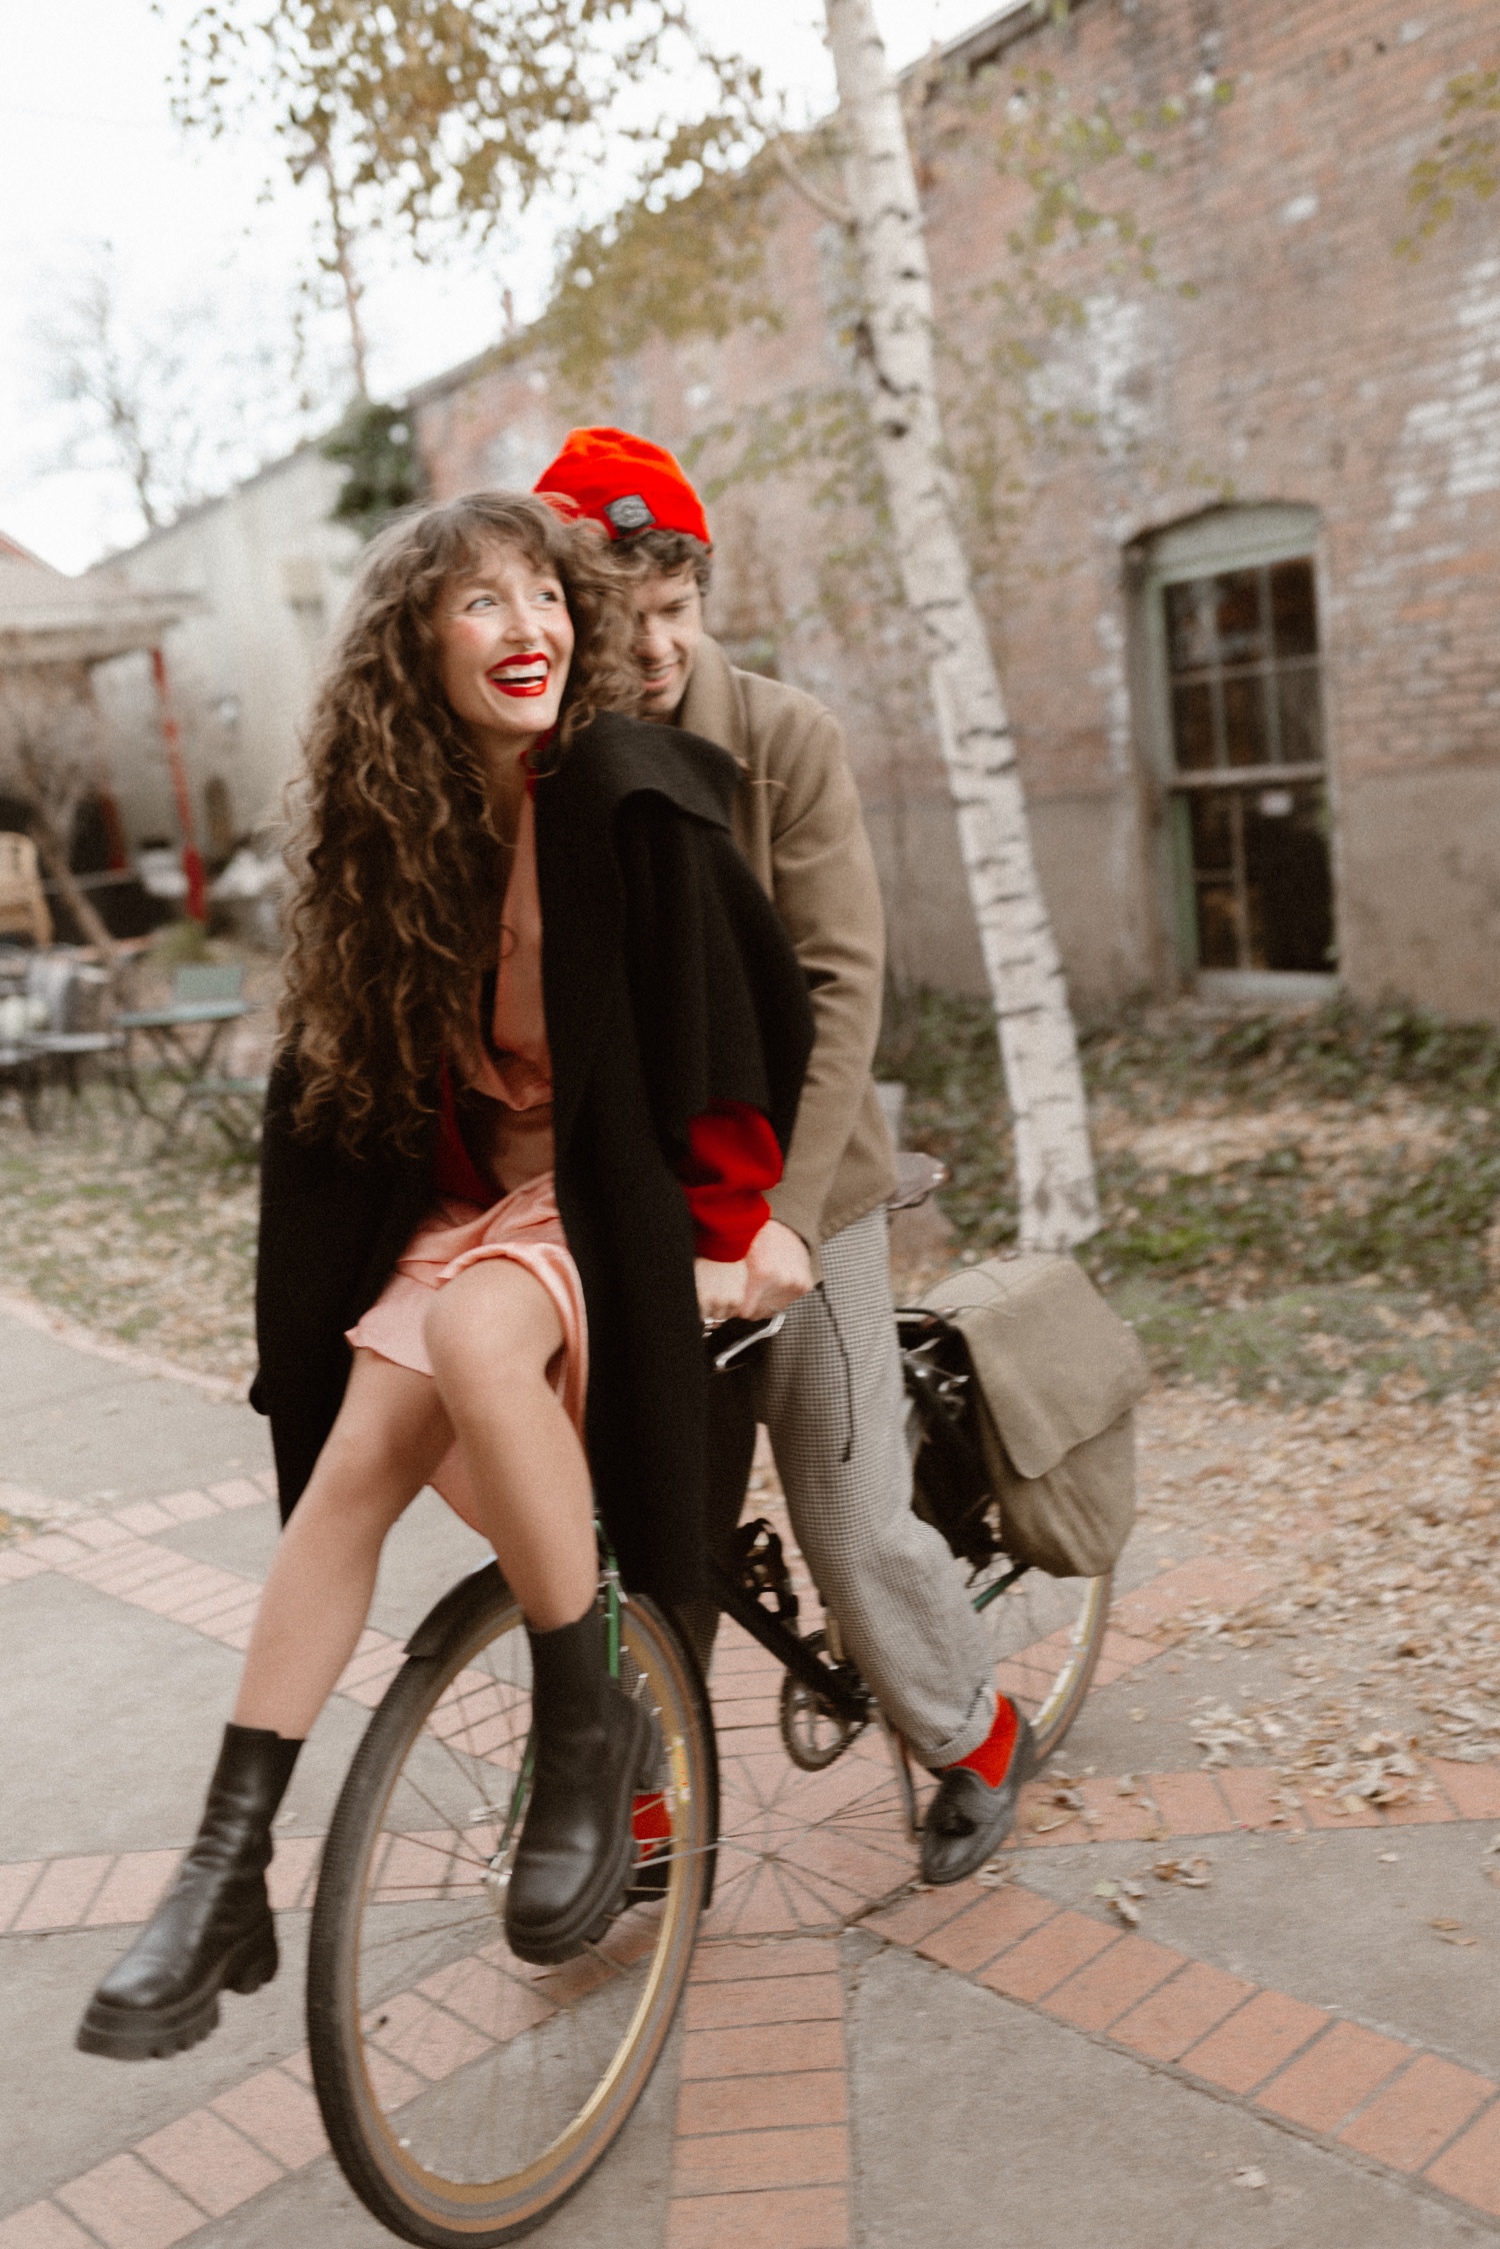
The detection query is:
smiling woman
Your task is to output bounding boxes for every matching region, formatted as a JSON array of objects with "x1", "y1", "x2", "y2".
[
  {"x1": 282, "y1": 493, "x2": 639, "y2": 1154},
  {"x1": 75, "y1": 487, "x2": 812, "y2": 2067}
]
